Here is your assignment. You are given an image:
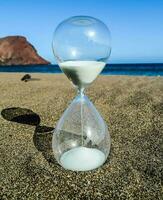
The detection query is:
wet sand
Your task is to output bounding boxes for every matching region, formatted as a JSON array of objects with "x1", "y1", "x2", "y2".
[{"x1": 0, "y1": 73, "x2": 162, "y2": 199}]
